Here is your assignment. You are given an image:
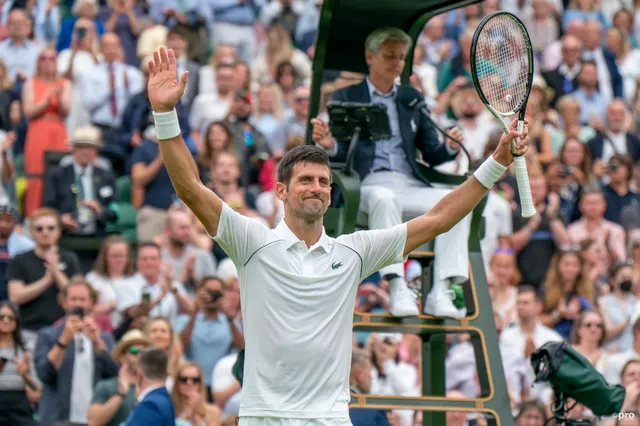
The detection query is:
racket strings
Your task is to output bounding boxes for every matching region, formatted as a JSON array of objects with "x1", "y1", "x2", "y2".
[{"x1": 474, "y1": 14, "x2": 530, "y2": 114}]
